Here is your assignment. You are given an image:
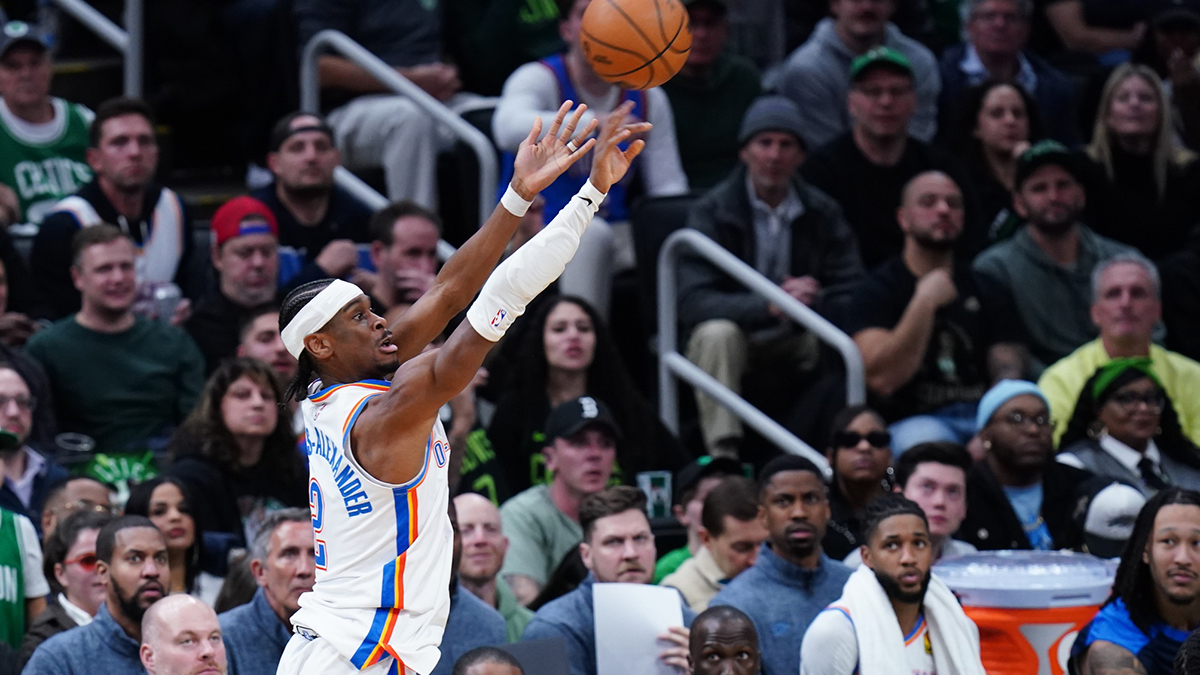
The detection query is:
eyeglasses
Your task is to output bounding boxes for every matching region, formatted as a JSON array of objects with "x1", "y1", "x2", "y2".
[
  {"x1": 833, "y1": 430, "x2": 892, "y2": 448},
  {"x1": 999, "y1": 412, "x2": 1054, "y2": 429},
  {"x1": 52, "y1": 500, "x2": 115, "y2": 518},
  {"x1": 1109, "y1": 390, "x2": 1166, "y2": 412},
  {"x1": 0, "y1": 395, "x2": 35, "y2": 411},
  {"x1": 63, "y1": 553, "x2": 98, "y2": 571}
]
